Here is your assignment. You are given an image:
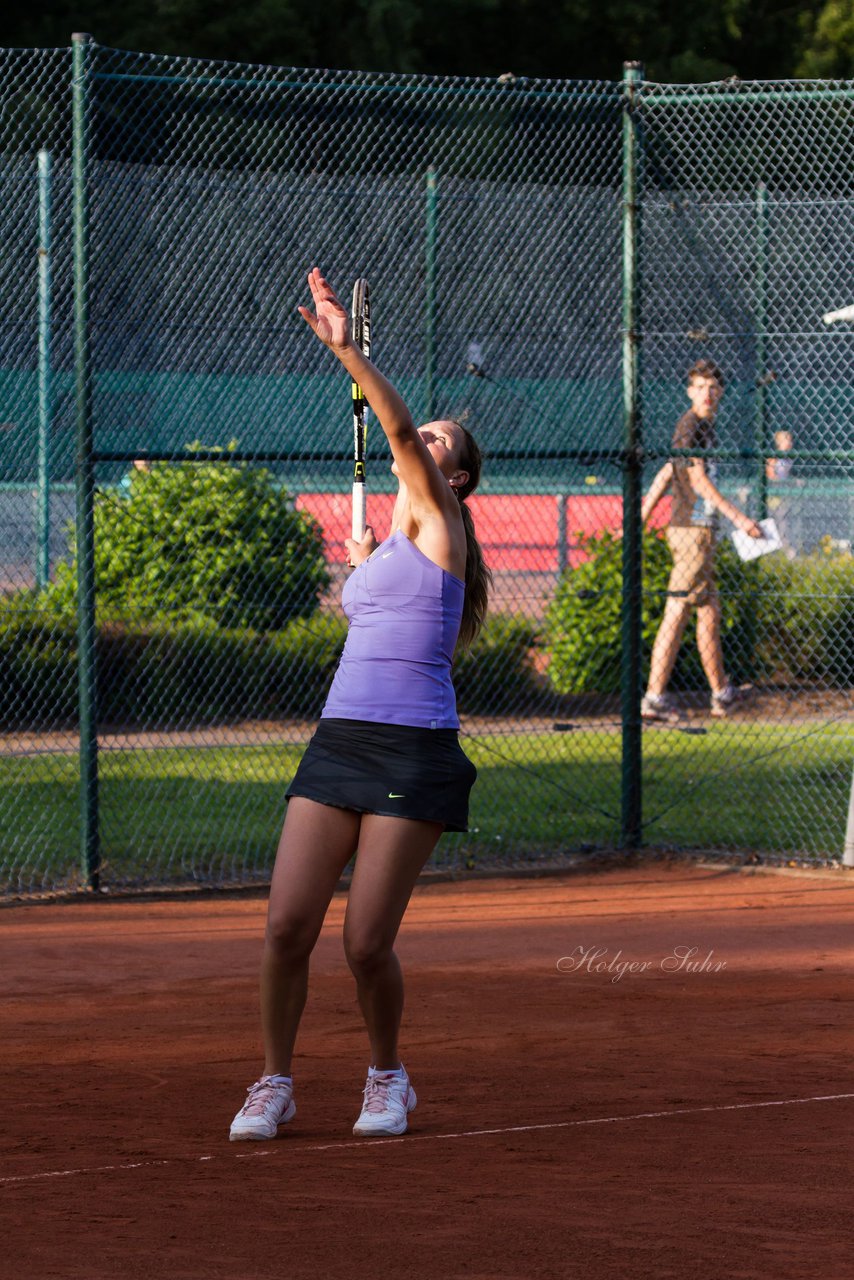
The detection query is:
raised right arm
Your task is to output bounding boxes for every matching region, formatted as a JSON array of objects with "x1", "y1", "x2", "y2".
[{"x1": 298, "y1": 268, "x2": 458, "y2": 522}]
